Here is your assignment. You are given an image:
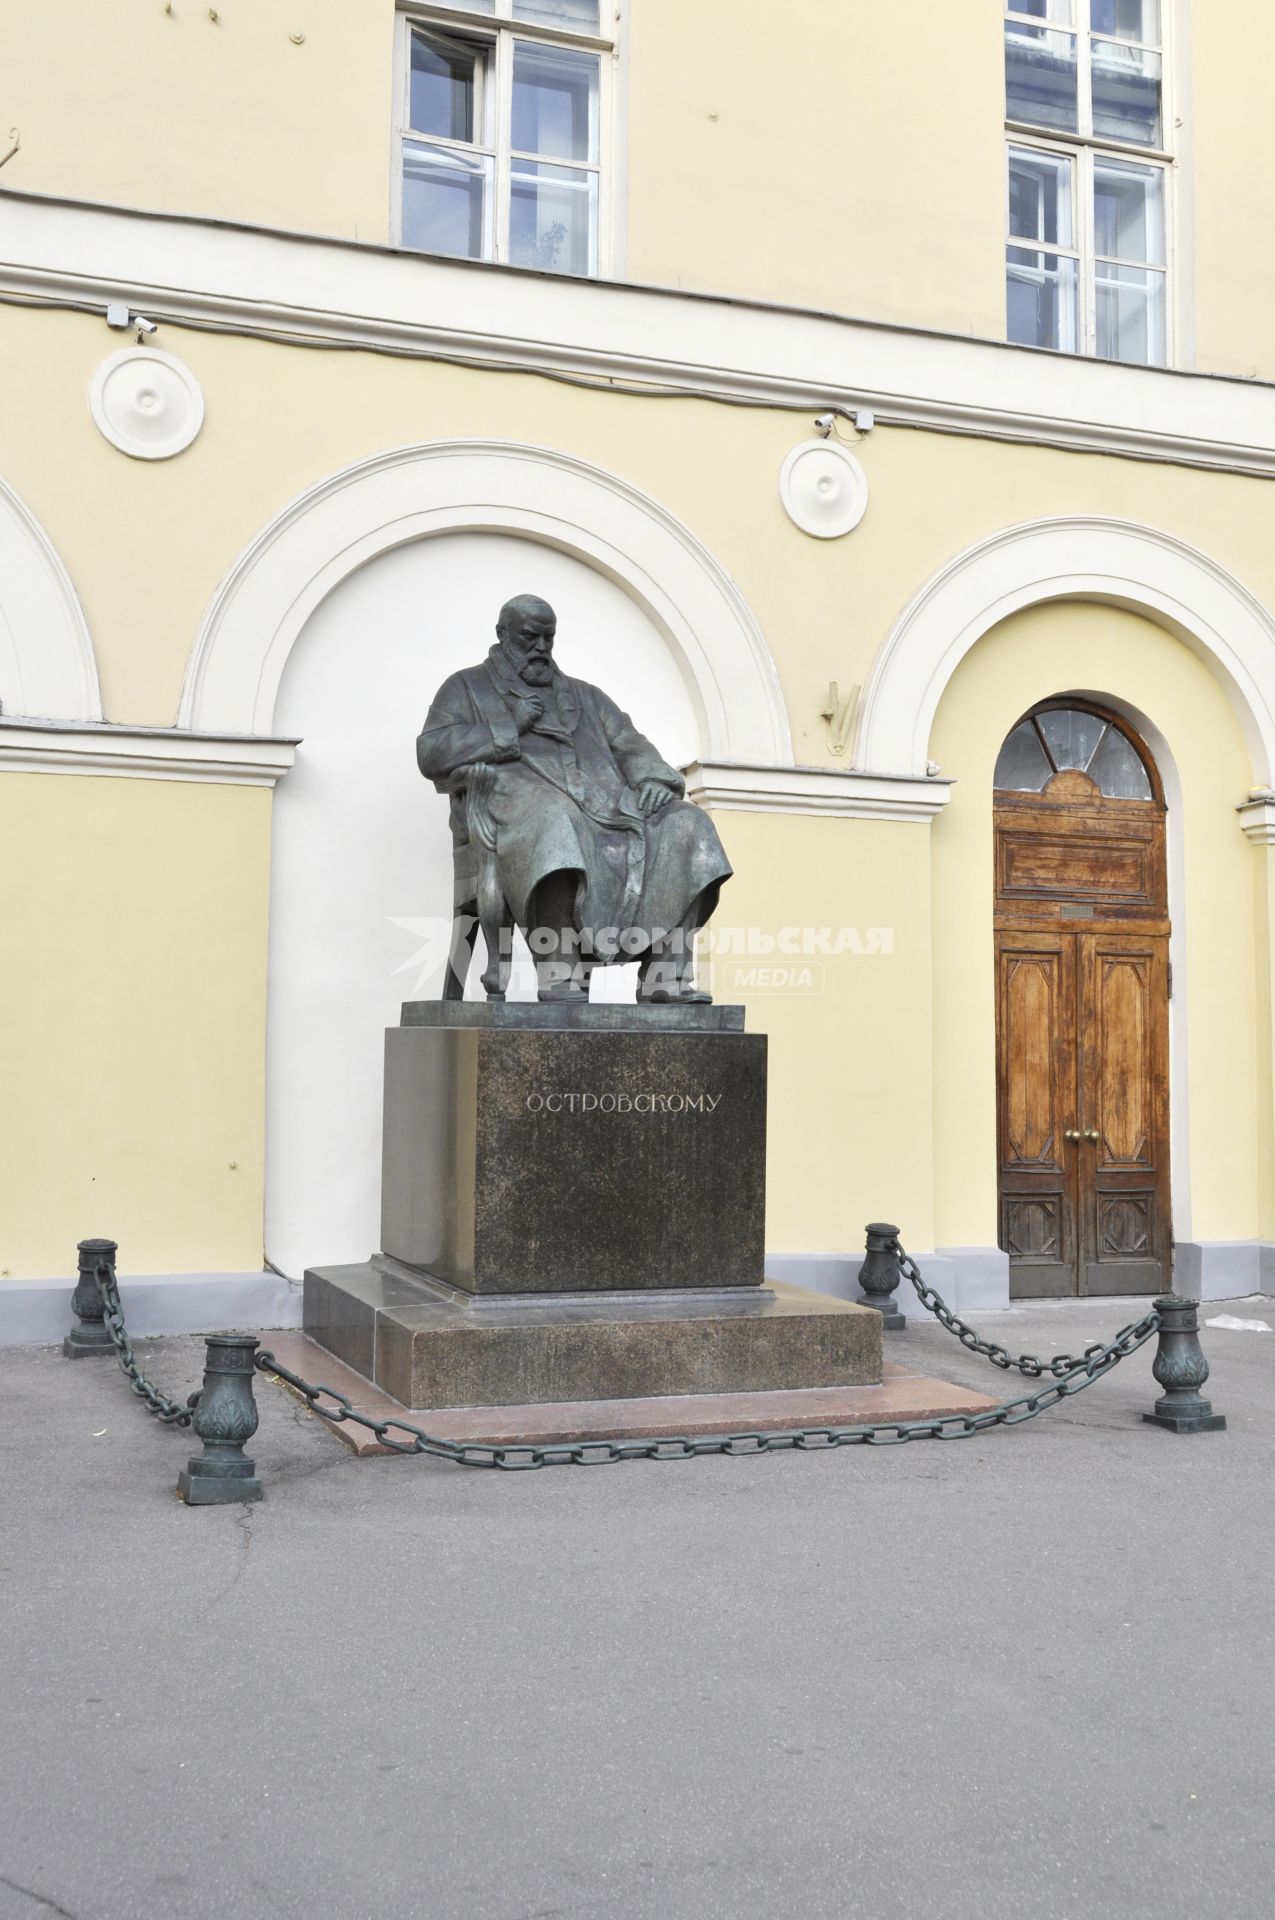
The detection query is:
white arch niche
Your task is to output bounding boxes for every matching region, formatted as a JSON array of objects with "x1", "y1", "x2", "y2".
[
  {"x1": 0, "y1": 477, "x2": 100, "y2": 722},
  {"x1": 181, "y1": 439, "x2": 791, "y2": 764},
  {"x1": 263, "y1": 531, "x2": 720, "y2": 1277}
]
